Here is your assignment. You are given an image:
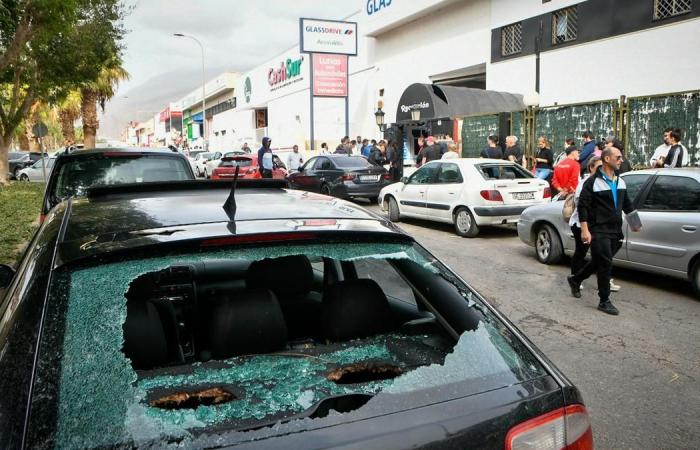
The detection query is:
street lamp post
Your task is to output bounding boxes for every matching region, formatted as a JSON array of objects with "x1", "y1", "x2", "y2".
[
  {"x1": 174, "y1": 33, "x2": 207, "y2": 150},
  {"x1": 374, "y1": 107, "x2": 386, "y2": 133}
]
